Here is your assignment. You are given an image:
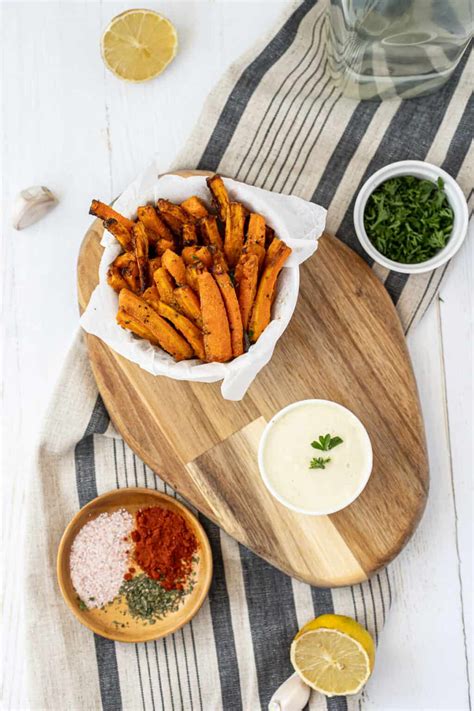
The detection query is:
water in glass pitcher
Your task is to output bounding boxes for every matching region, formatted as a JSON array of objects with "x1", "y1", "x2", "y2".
[{"x1": 326, "y1": 0, "x2": 473, "y2": 99}]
